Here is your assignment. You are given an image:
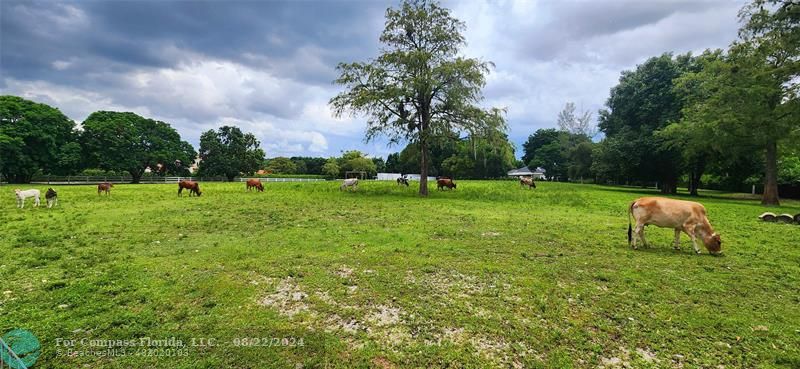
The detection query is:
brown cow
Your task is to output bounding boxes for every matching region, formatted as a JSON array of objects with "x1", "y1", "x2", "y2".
[
  {"x1": 437, "y1": 178, "x2": 456, "y2": 190},
  {"x1": 97, "y1": 182, "x2": 113, "y2": 195},
  {"x1": 628, "y1": 197, "x2": 721, "y2": 255},
  {"x1": 246, "y1": 178, "x2": 264, "y2": 192},
  {"x1": 178, "y1": 180, "x2": 202, "y2": 197},
  {"x1": 519, "y1": 176, "x2": 536, "y2": 189}
]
